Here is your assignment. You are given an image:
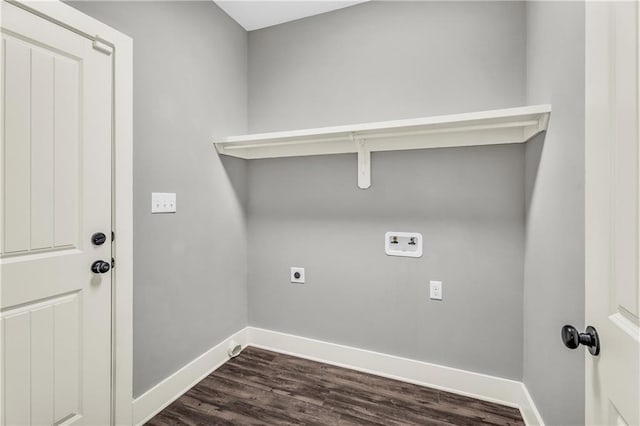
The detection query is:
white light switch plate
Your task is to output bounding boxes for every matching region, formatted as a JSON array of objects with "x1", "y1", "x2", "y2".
[
  {"x1": 152, "y1": 192, "x2": 176, "y2": 213},
  {"x1": 430, "y1": 280, "x2": 443, "y2": 300}
]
